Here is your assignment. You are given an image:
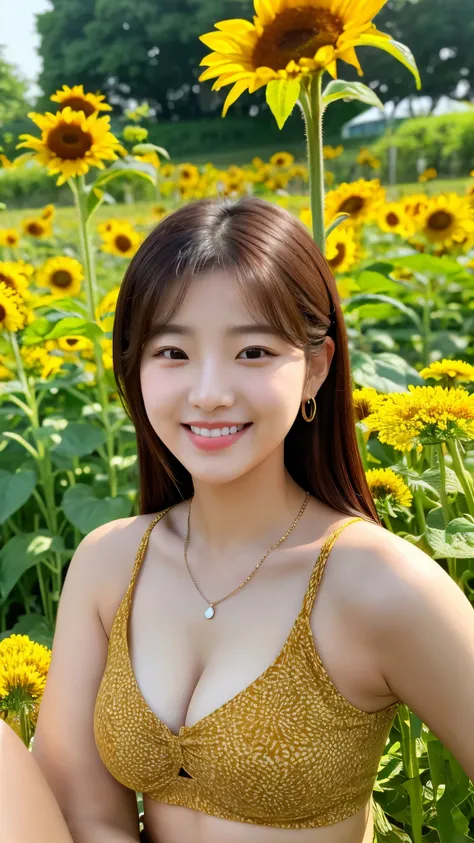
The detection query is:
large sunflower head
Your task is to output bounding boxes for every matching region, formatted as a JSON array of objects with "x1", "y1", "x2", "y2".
[
  {"x1": 50, "y1": 84, "x2": 112, "y2": 116},
  {"x1": 36, "y1": 256, "x2": 84, "y2": 299},
  {"x1": 17, "y1": 107, "x2": 122, "y2": 186},
  {"x1": 198, "y1": 0, "x2": 419, "y2": 116},
  {"x1": 419, "y1": 194, "x2": 474, "y2": 247},
  {"x1": 325, "y1": 178, "x2": 385, "y2": 226},
  {"x1": 100, "y1": 222, "x2": 142, "y2": 258}
]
